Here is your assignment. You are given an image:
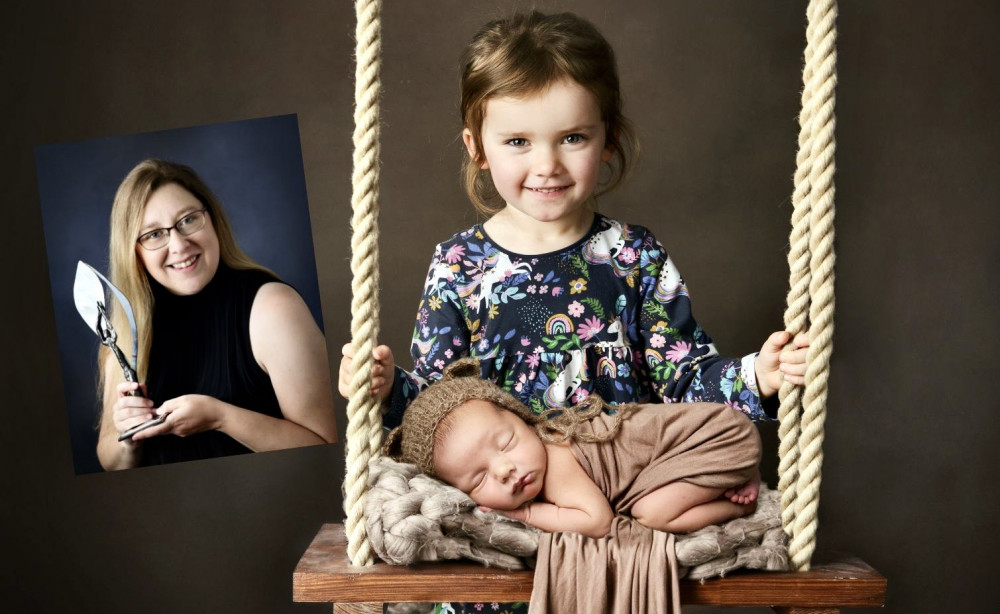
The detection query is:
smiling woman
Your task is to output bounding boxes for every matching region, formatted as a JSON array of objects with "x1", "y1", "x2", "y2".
[{"x1": 95, "y1": 159, "x2": 338, "y2": 471}]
